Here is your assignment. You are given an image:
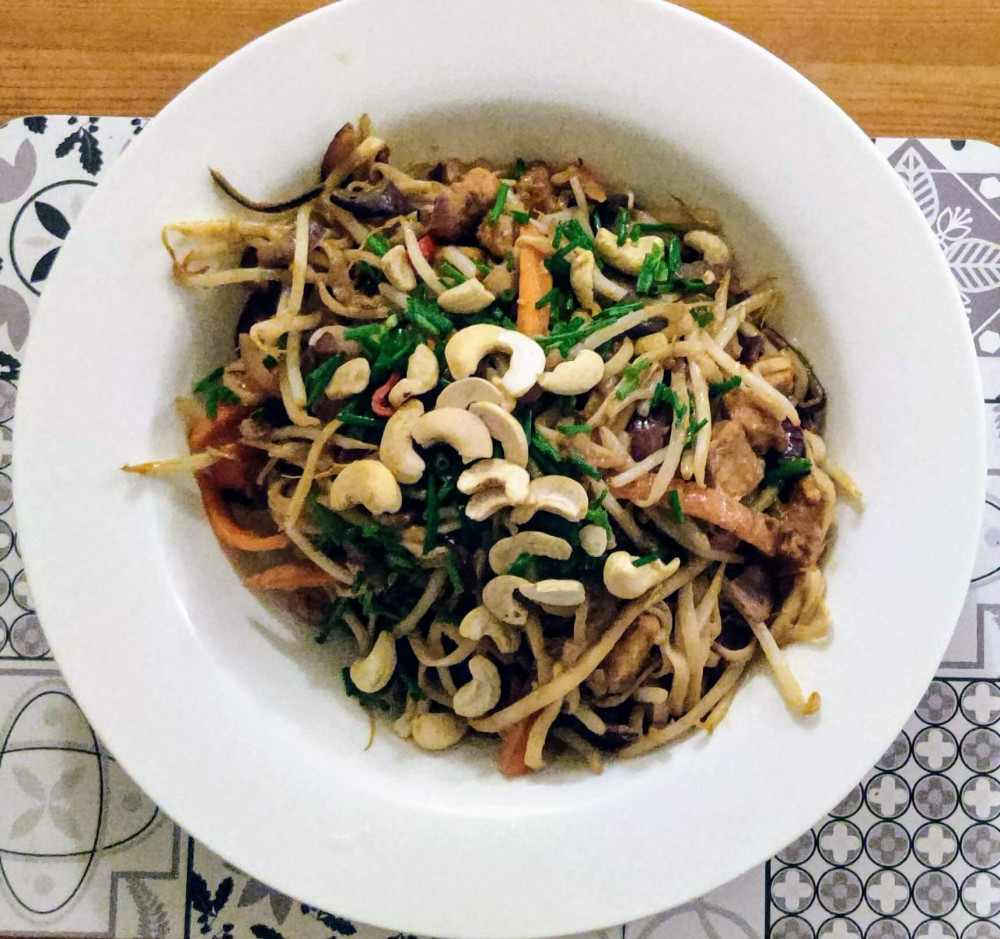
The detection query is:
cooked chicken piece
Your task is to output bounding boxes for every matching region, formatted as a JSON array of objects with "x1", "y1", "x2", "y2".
[
  {"x1": 477, "y1": 212, "x2": 517, "y2": 259},
  {"x1": 706, "y1": 420, "x2": 763, "y2": 498},
  {"x1": 723, "y1": 564, "x2": 774, "y2": 625},
  {"x1": 515, "y1": 162, "x2": 560, "y2": 215},
  {"x1": 724, "y1": 387, "x2": 788, "y2": 453},
  {"x1": 591, "y1": 613, "x2": 660, "y2": 695},
  {"x1": 775, "y1": 469, "x2": 836, "y2": 569},
  {"x1": 425, "y1": 167, "x2": 500, "y2": 240}
]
